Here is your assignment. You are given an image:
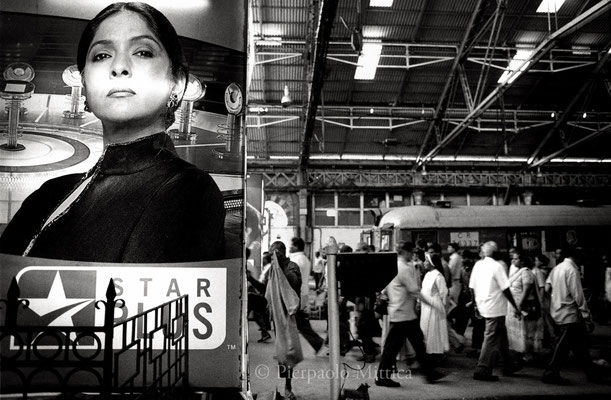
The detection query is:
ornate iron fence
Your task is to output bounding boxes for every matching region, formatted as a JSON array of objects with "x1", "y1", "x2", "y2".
[{"x1": 0, "y1": 277, "x2": 189, "y2": 399}]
